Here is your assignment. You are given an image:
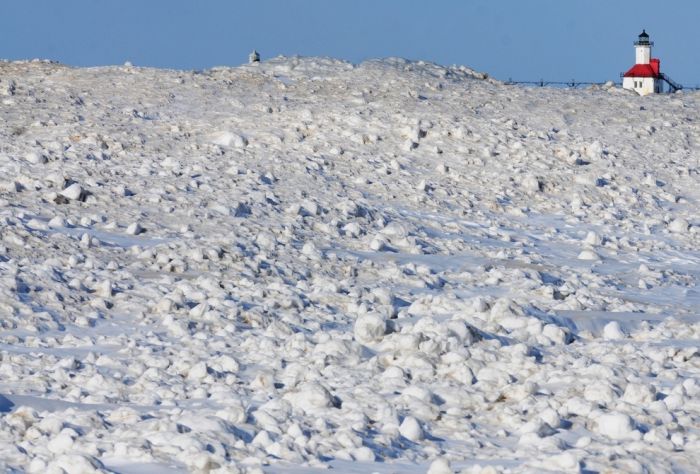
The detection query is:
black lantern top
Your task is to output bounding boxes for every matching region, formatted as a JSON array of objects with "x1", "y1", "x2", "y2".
[{"x1": 635, "y1": 30, "x2": 653, "y2": 46}]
